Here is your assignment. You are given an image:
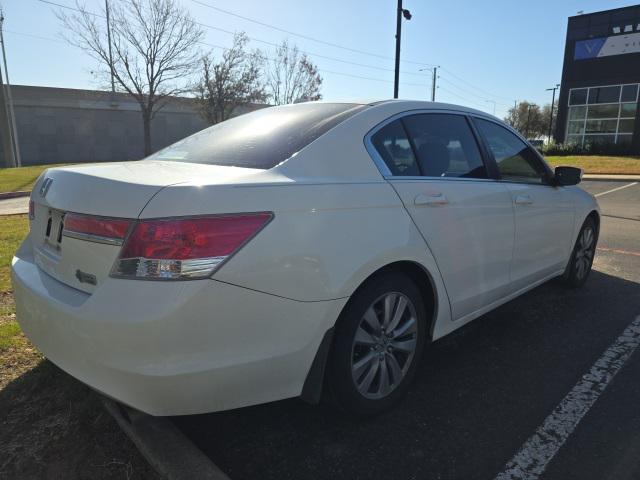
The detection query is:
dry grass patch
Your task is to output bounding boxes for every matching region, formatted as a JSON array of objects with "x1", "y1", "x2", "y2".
[{"x1": 0, "y1": 164, "x2": 73, "y2": 193}]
